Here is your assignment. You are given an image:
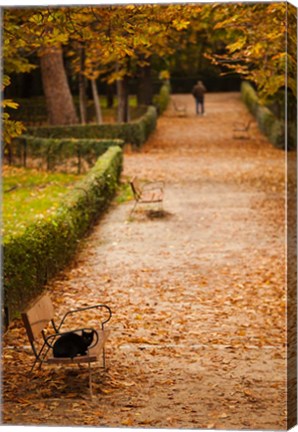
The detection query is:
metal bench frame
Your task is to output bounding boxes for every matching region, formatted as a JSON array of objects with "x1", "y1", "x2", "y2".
[
  {"x1": 233, "y1": 119, "x2": 254, "y2": 139},
  {"x1": 22, "y1": 294, "x2": 112, "y2": 397},
  {"x1": 129, "y1": 176, "x2": 164, "y2": 217},
  {"x1": 171, "y1": 98, "x2": 187, "y2": 117}
]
